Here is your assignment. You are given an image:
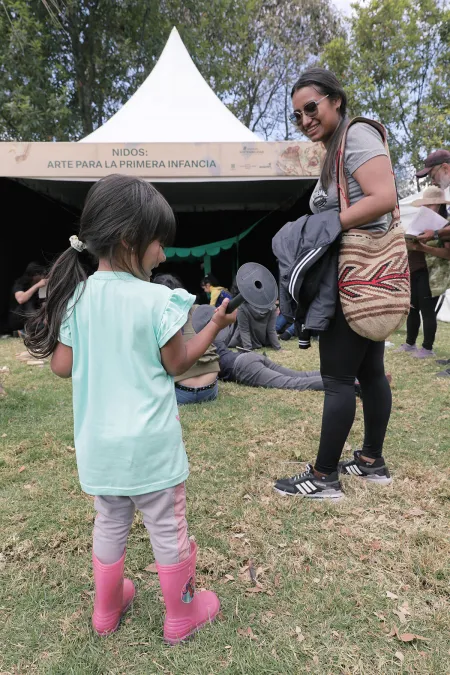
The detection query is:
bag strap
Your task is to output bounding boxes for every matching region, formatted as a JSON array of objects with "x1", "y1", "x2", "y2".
[{"x1": 335, "y1": 116, "x2": 400, "y2": 221}]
